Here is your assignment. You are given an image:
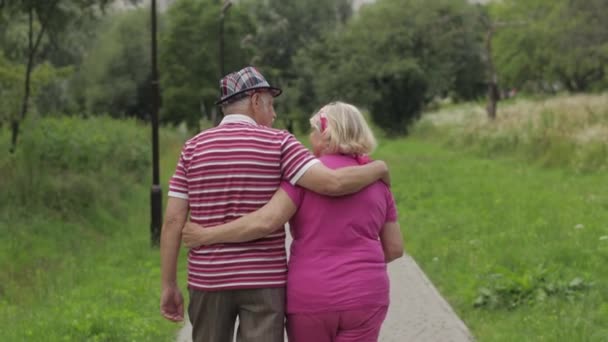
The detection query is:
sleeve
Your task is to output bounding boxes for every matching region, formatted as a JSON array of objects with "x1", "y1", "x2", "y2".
[
  {"x1": 385, "y1": 189, "x2": 398, "y2": 223},
  {"x1": 280, "y1": 181, "x2": 303, "y2": 208},
  {"x1": 167, "y1": 144, "x2": 191, "y2": 200},
  {"x1": 279, "y1": 133, "x2": 320, "y2": 185}
]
